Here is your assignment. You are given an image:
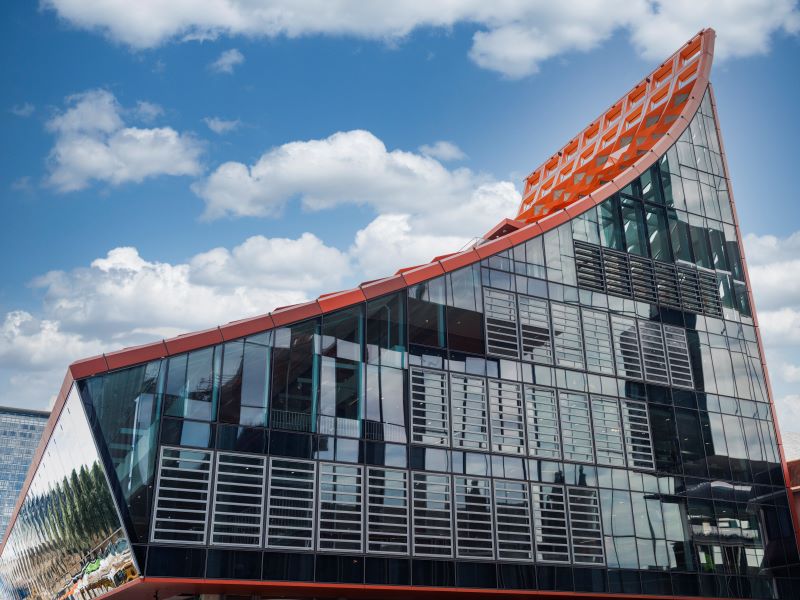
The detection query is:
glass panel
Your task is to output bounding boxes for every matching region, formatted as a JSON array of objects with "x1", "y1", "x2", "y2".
[
  {"x1": 151, "y1": 446, "x2": 213, "y2": 544},
  {"x1": 412, "y1": 472, "x2": 453, "y2": 557},
  {"x1": 531, "y1": 484, "x2": 570, "y2": 563},
  {"x1": 667, "y1": 209, "x2": 694, "y2": 264},
  {"x1": 494, "y1": 479, "x2": 533, "y2": 561},
  {"x1": 409, "y1": 277, "x2": 446, "y2": 348},
  {"x1": 708, "y1": 222, "x2": 729, "y2": 272},
  {"x1": 454, "y1": 476, "x2": 494, "y2": 558},
  {"x1": 210, "y1": 452, "x2": 266, "y2": 546},
  {"x1": 317, "y1": 463, "x2": 363, "y2": 552},
  {"x1": 689, "y1": 214, "x2": 713, "y2": 269},
  {"x1": 364, "y1": 365, "x2": 407, "y2": 443},
  {"x1": 622, "y1": 399, "x2": 655, "y2": 470},
  {"x1": 219, "y1": 334, "x2": 270, "y2": 427},
  {"x1": 644, "y1": 205, "x2": 672, "y2": 262},
  {"x1": 266, "y1": 458, "x2": 315, "y2": 549},
  {"x1": 524, "y1": 385, "x2": 561, "y2": 459},
  {"x1": 568, "y1": 487, "x2": 605, "y2": 565},
  {"x1": 591, "y1": 396, "x2": 625, "y2": 466},
  {"x1": 78, "y1": 360, "x2": 162, "y2": 542},
  {"x1": 367, "y1": 468, "x2": 409, "y2": 554},
  {"x1": 366, "y1": 292, "x2": 406, "y2": 367},
  {"x1": 0, "y1": 389, "x2": 139, "y2": 598},
  {"x1": 544, "y1": 224, "x2": 577, "y2": 285},
  {"x1": 410, "y1": 368, "x2": 449, "y2": 446},
  {"x1": 165, "y1": 347, "x2": 217, "y2": 421},
  {"x1": 581, "y1": 308, "x2": 615, "y2": 375},
  {"x1": 598, "y1": 197, "x2": 625, "y2": 251},
  {"x1": 621, "y1": 198, "x2": 648, "y2": 257},
  {"x1": 271, "y1": 320, "x2": 317, "y2": 432},
  {"x1": 572, "y1": 207, "x2": 601, "y2": 245},
  {"x1": 611, "y1": 315, "x2": 644, "y2": 380},
  {"x1": 450, "y1": 374, "x2": 489, "y2": 451},
  {"x1": 551, "y1": 302, "x2": 584, "y2": 370},
  {"x1": 484, "y1": 288, "x2": 520, "y2": 359},
  {"x1": 559, "y1": 392, "x2": 594, "y2": 463},
  {"x1": 518, "y1": 294, "x2": 553, "y2": 364},
  {"x1": 489, "y1": 379, "x2": 525, "y2": 455},
  {"x1": 638, "y1": 321, "x2": 669, "y2": 385}
]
